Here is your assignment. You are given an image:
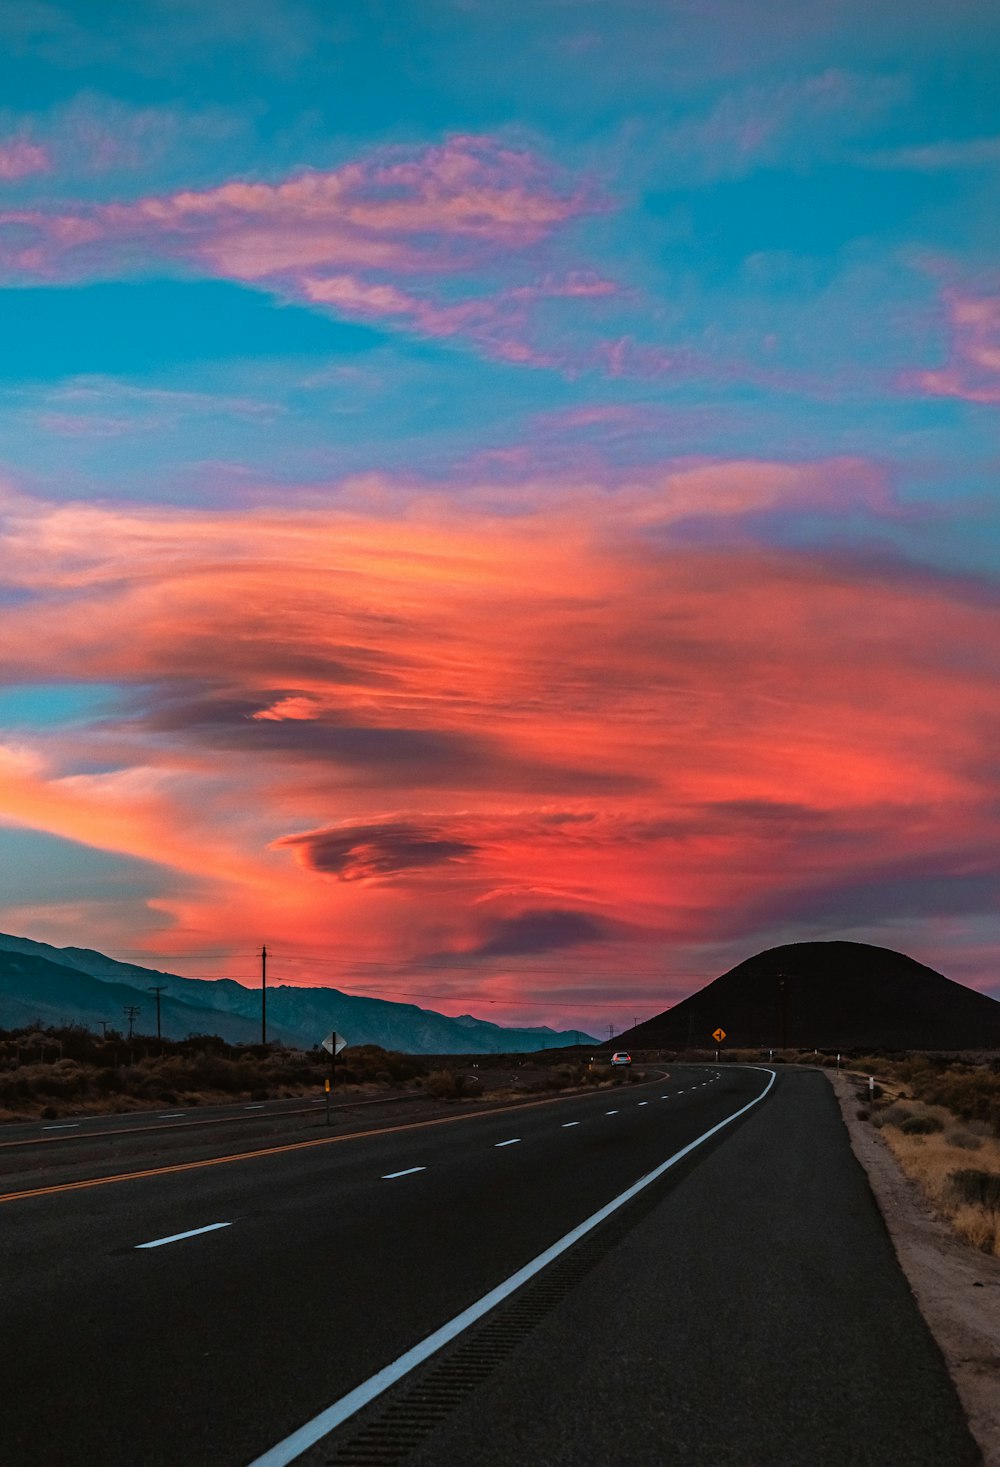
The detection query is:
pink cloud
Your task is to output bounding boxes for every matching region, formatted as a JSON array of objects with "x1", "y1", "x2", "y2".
[
  {"x1": 0, "y1": 138, "x2": 50, "y2": 180},
  {"x1": 0, "y1": 133, "x2": 619, "y2": 370},
  {"x1": 905, "y1": 289, "x2": 1000, "y2": 405},
  {"x1": 300, "y1": 269, "x2": 619, "y2": 365},
  {"x1": 0, "y1": 134, "x2": 589, "y2": 282}
]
